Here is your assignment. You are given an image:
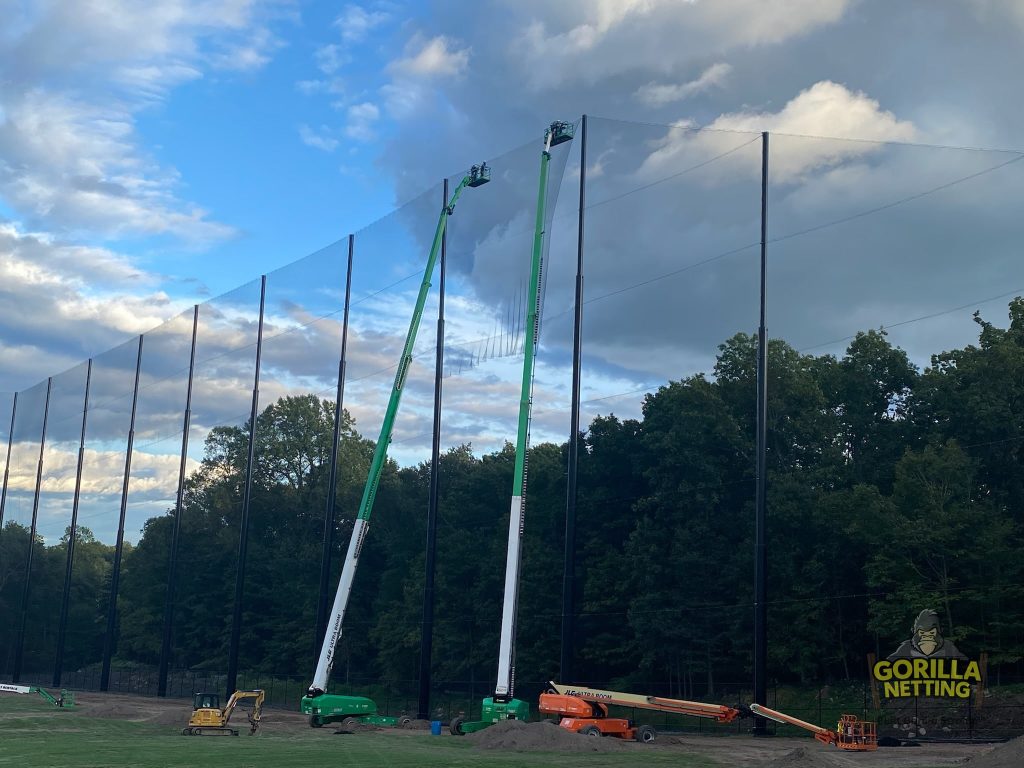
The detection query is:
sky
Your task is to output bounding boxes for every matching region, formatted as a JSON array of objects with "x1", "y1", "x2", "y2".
[{"x1": 2, "y1": 0, "x2": 1024, "y2": 543}]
